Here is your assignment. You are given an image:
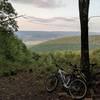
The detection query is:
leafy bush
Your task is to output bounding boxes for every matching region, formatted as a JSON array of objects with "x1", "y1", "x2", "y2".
[
  {"x1": 0, "y1": 0, "x2": 33, "y2": 76},
  {"x1": 31, "y1": 50, "x2": 100, "y2": 76},
  {"x1": 0, "y1": 28, "x2": 33, "y2": 76},
  {"x1": 31, "y1": 51, "x2": 80, "y2": 75}
]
